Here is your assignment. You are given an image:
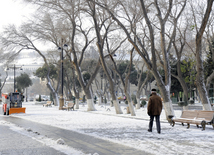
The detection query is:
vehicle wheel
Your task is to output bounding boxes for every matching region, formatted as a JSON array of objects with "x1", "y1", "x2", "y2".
[{"x1": 6, "y1": 109, "x2": 9, "y2": 115}]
